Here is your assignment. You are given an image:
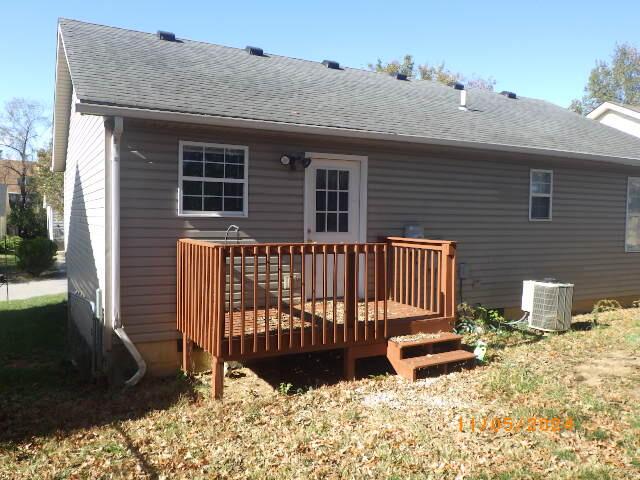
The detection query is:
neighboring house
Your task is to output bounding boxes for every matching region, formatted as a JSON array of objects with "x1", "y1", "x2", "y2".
[
  {"x1": 44, "y1": 196, "x2": 64, "y2": 245},
  {"x1": 0, "y1": 159, "x2": 35, "y2": 238},
  {"x1": 53, "y1": 19, "x2": 640, "y2": 386},
  {"x1": 587, "y1": 102, "x2": 640, "y2": 258},
  {"x1": 587, "y1": 102, "x2": 640, "y2": 139}
]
